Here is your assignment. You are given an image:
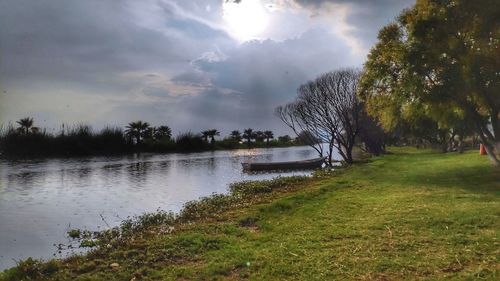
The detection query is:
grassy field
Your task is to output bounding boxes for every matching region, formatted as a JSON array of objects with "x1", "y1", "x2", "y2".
[{"x1": 1, "y1": 148, "x2": 499, "y2": 280}]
